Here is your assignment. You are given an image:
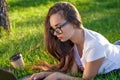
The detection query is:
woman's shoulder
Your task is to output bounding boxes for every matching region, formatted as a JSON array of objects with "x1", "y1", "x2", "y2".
[
  {"x1": 84, "y1": 28, "x2": 110, "y2": 47},
  {"x1": 84, "y1": 28, "x2": 107, "y2": 41}
]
